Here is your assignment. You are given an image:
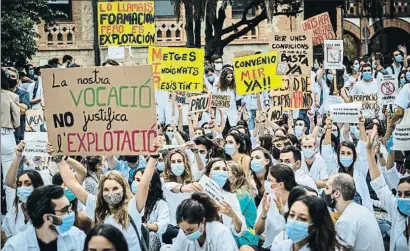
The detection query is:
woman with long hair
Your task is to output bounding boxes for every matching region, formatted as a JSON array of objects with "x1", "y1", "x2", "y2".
[
  {"x1": 249, "y1": 147, "x2": 274, "y2": 207},
  {"x1": 271, "y1": 196, "x2": 349, "y2": 251},
  {"x1": 224, "y1": 132, "x2": 251, "y2": 173},
  {"x1": 84, "y1": 224, "x2": 129, "y2": 251},
  {"x1": 163, "y1": 193, "x2": 238, "y2": 250},
  {"x1": 82, "y1": 156, "x2": 105, "y2": 196}
]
